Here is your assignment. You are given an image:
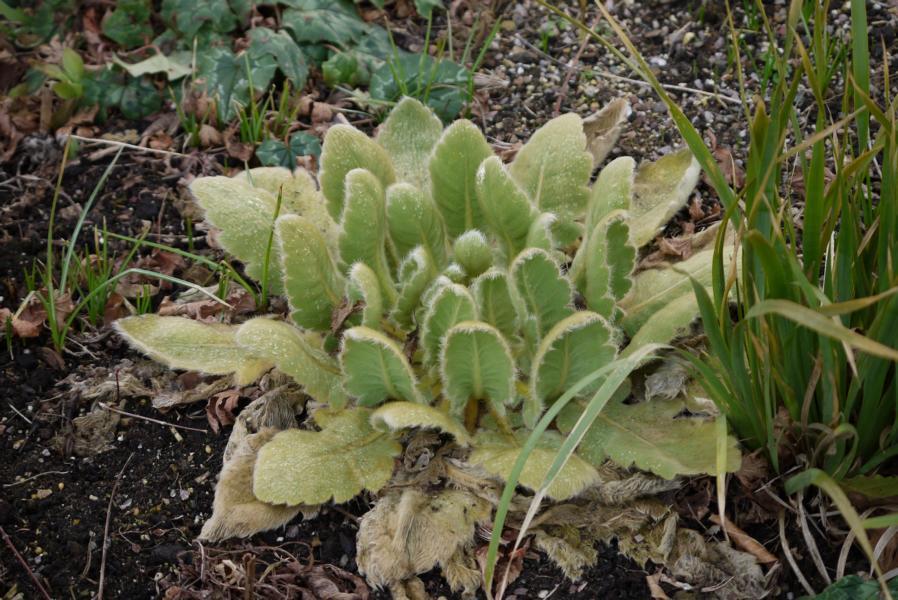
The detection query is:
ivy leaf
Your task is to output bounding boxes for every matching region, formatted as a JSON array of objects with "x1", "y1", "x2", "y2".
[
  {"x1": 247, "y1": 27, "x2": 309, "y2": 90},
  {"x1": 377, "y1": 96, "x2": 444, "y2": 191},
  {"x1": 629, "y1": 148, "x2": 701, "y2": 247},
  {"x1": 508, "y1": 113, "x2": 592, "y2": 244},
  {"x1": 370, "y1": 54, "x2": 469, "y2": 123},
  {"x1": 429, "y1": 119, "x2": 494, "y2": 238},
  {"x1": 510, "y1": 248, "x2": 573, "y2": 340},
  {"x1": 281, "y1": 0, "x2": 369, "y2": 46},
  {"x1": 420, "y1": 283, "x2": 477, "y2": 364},
  {"x1": 528, "y1": 312, "x2": 617, "y2": 428},
  {"x1": 469, "y1": 429, "x2": 599, "y2": 501},
  {"x1": 161, "y1": 0, "x2": 238, "y2": 39},
  {"x1": 475, "y1": 156, "x2": 534, "y2": 261},
  {"x1": 236, "y1": 317, "x2": 346, "y2": 408},
  {"x1": 322, "y1": 51, "x2": 365, "y2": 87},
  {"x1": 115, "y1": 315, "x2": 272, "y2": 385},
  {"x1": 340, "y1": 326, "x2": 423, "y2": 406},
  {"x1": 556, "y1": 396, "x2": 742, "y2": 480},
  {"x1": 253, "y1": 408, "x2": 401, "y2": 505},
  {"x1": 256, "y1": 132, "x2": 321, "y2": 168},
  {"x1": 471, "y1": 268, "x2": 520, "y2": 339},
  {"x1": 319, "y1": 124, "x2": 396, "y2": 220},
  {"x1": 194, "y1": 46, "x2": 276, "y2": 122},
  {"x1": 440, "y1": 321, "x2": 515, "y2": 416},
  {"x1": 190, "y1": 175, "x2": 284, "y2": 294},
  {"x1": 102, "y1": 0, "x2": 153, "y2": 49},
  {"x1": 371, "y1": 401, "x2": 471, "y2": 446},
  {"x1": 277, "y1": 214, "x2": 345, "y2": 330},
  {"x1": 386, "y1": 182, "x2": 448, "y2": 267}
]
